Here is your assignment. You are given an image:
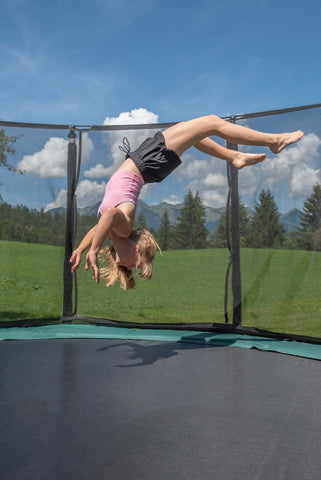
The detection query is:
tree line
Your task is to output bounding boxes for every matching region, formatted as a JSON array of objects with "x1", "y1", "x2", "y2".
[
  {"x1": 1, "y1": 185, "x2": 321, "y2": 251},
  {"x1": 153, "y1": 185, "x2": 321, "y2": 252}
]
